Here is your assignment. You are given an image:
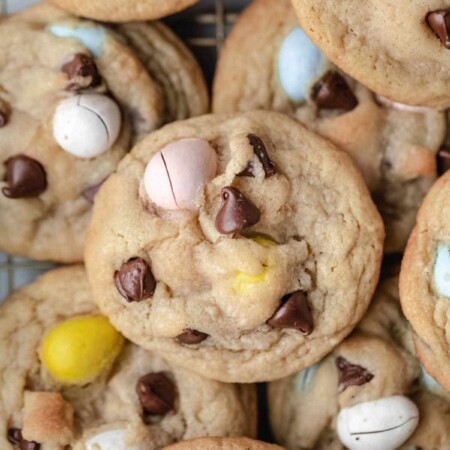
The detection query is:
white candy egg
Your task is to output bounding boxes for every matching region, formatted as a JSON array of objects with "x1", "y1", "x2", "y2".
[
  {"x1": 144, "y1": 138, "x2": 217, "y2": 211},
  {"x1": 337, "y1": 395, "x2": 419, "y2": 450},
  {"x1": 86, "y1": 429, "x2": 141, "y2": 450},
  {"x1": 53, "y1": 94, "x2": 121, "y2": 159},
  {"x1": 277, "y1": 27, "x2": 327, "y2": 102},
  {"x1": 433, "y1": 243, "x2": 450, "y2": 298}
]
